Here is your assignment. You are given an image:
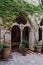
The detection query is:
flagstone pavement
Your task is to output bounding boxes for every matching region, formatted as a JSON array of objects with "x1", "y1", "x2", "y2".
[{"x1": 0, "y1": 52, "x2": 43, "y2": 65}]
